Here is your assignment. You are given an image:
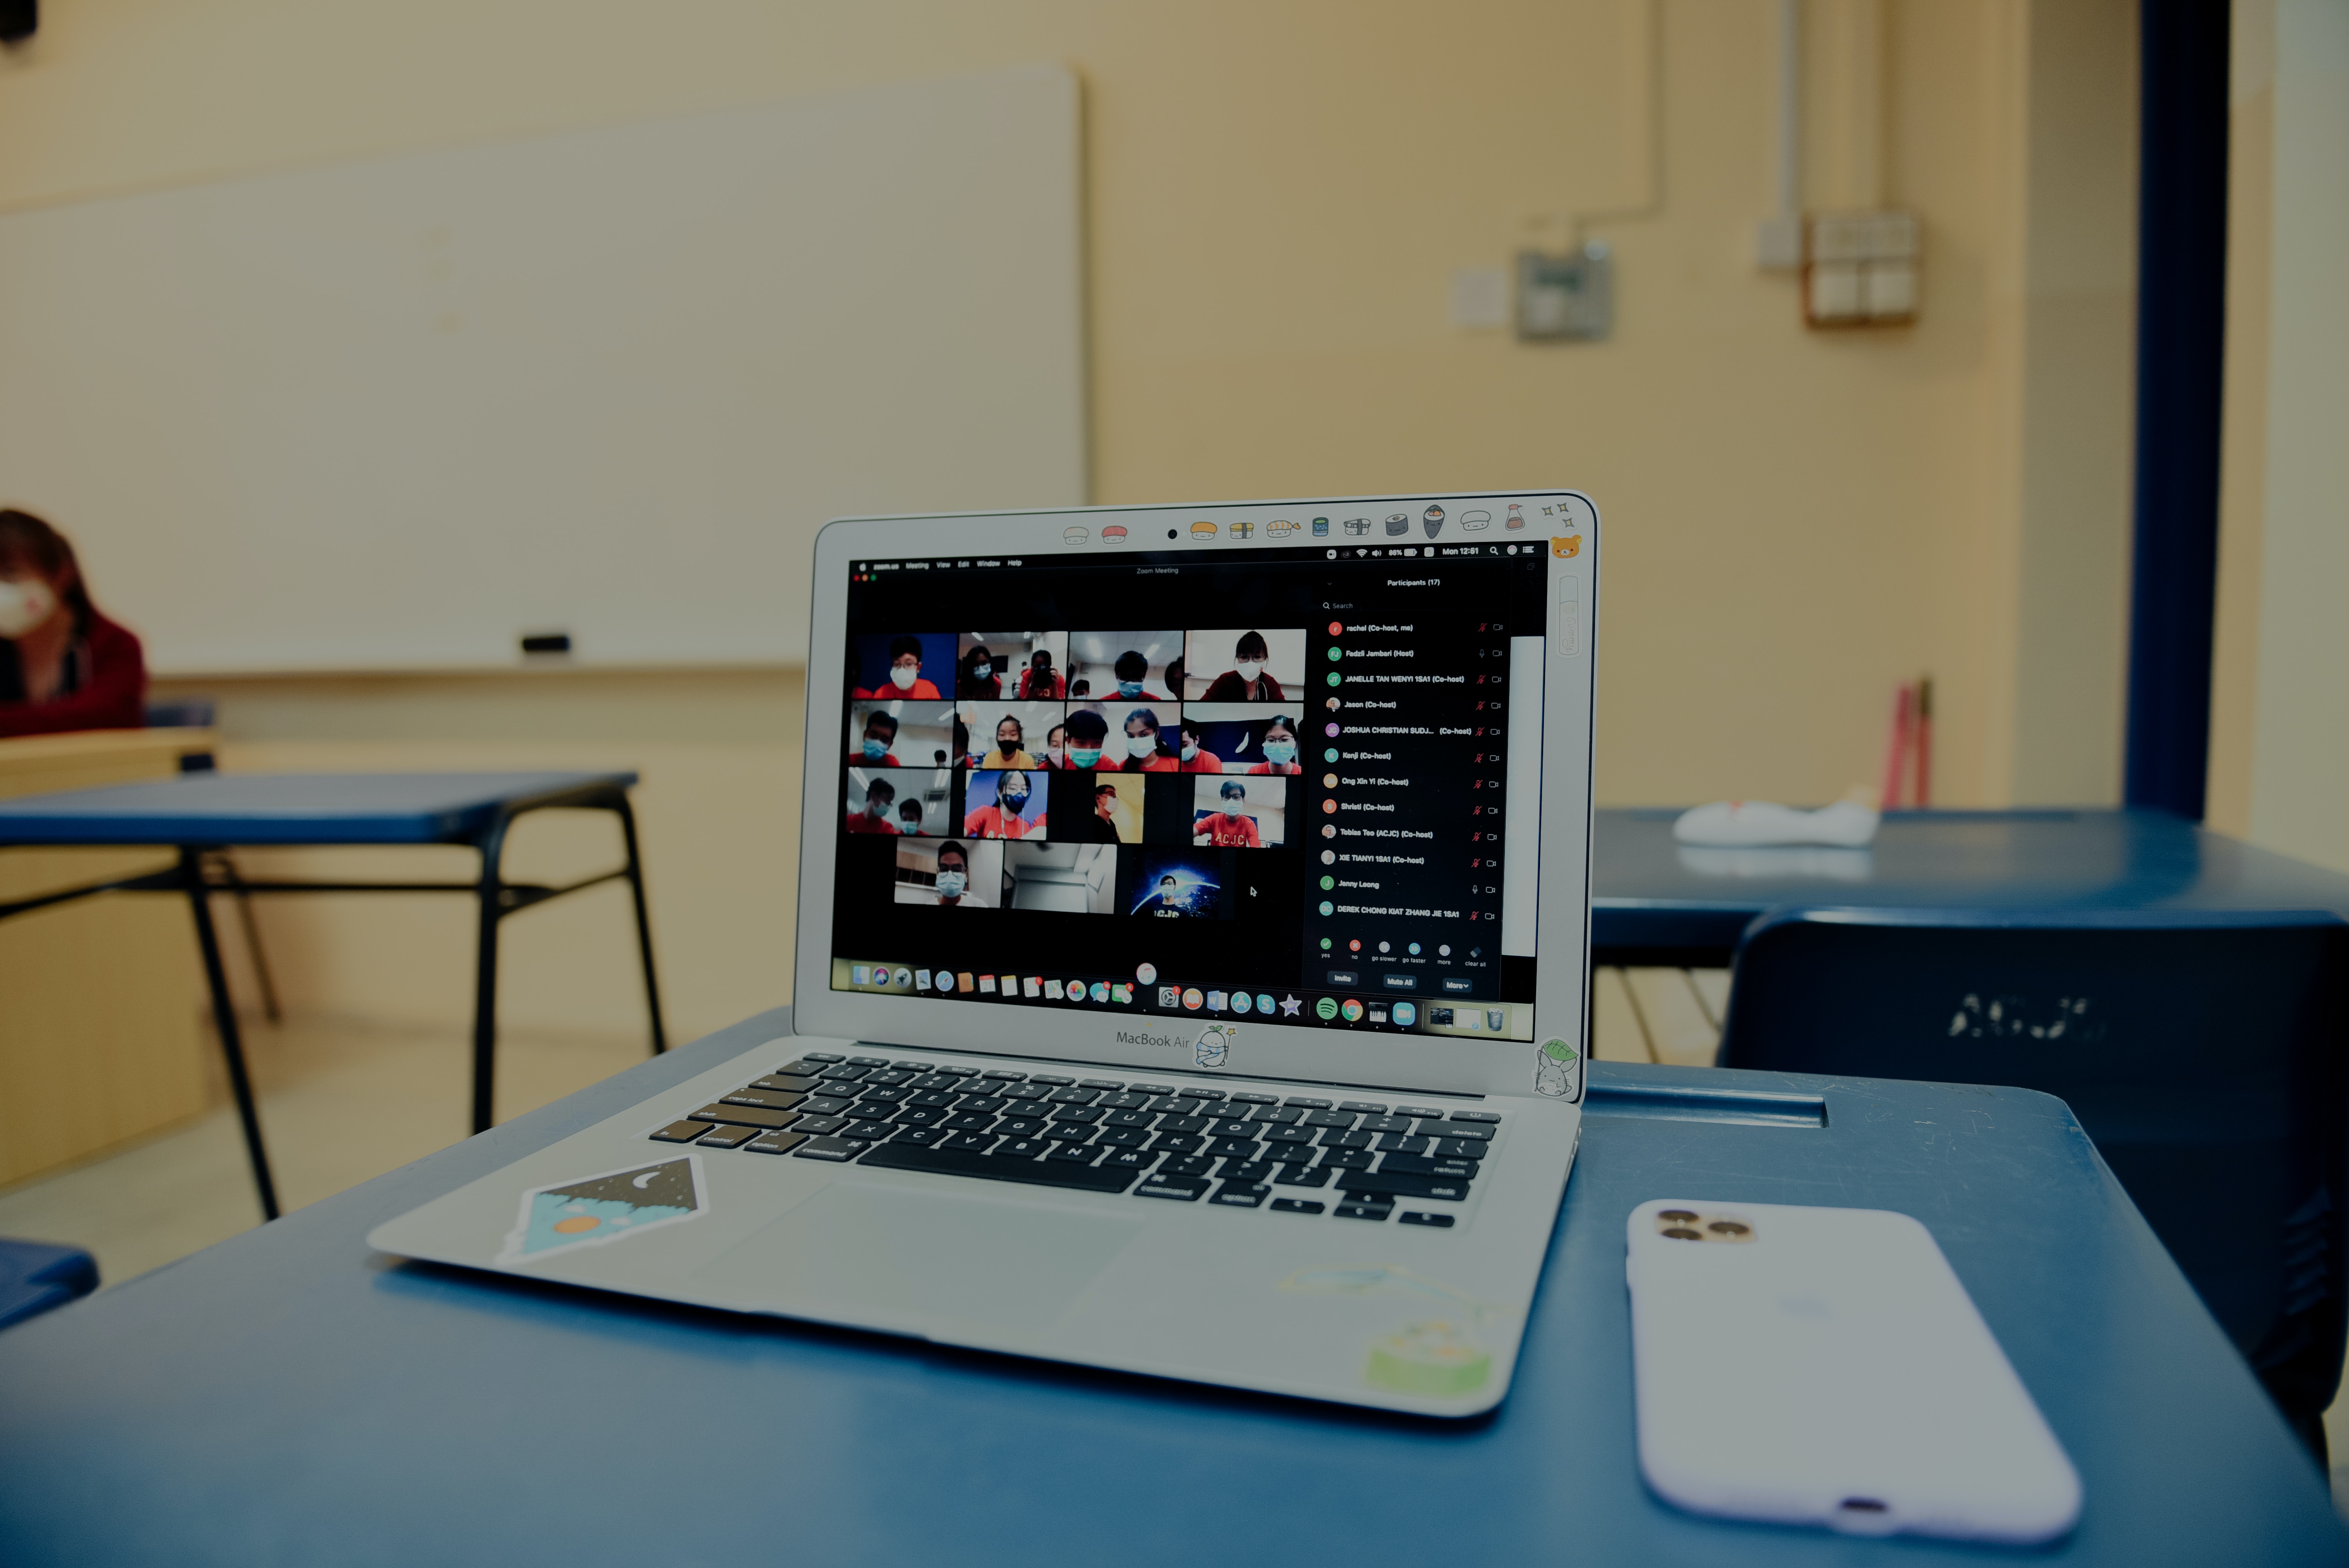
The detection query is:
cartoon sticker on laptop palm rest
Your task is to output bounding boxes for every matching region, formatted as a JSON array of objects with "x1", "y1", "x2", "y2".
[{"x1": 650, "y1": 1053, "x2": 1501, "y2": 1226}]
